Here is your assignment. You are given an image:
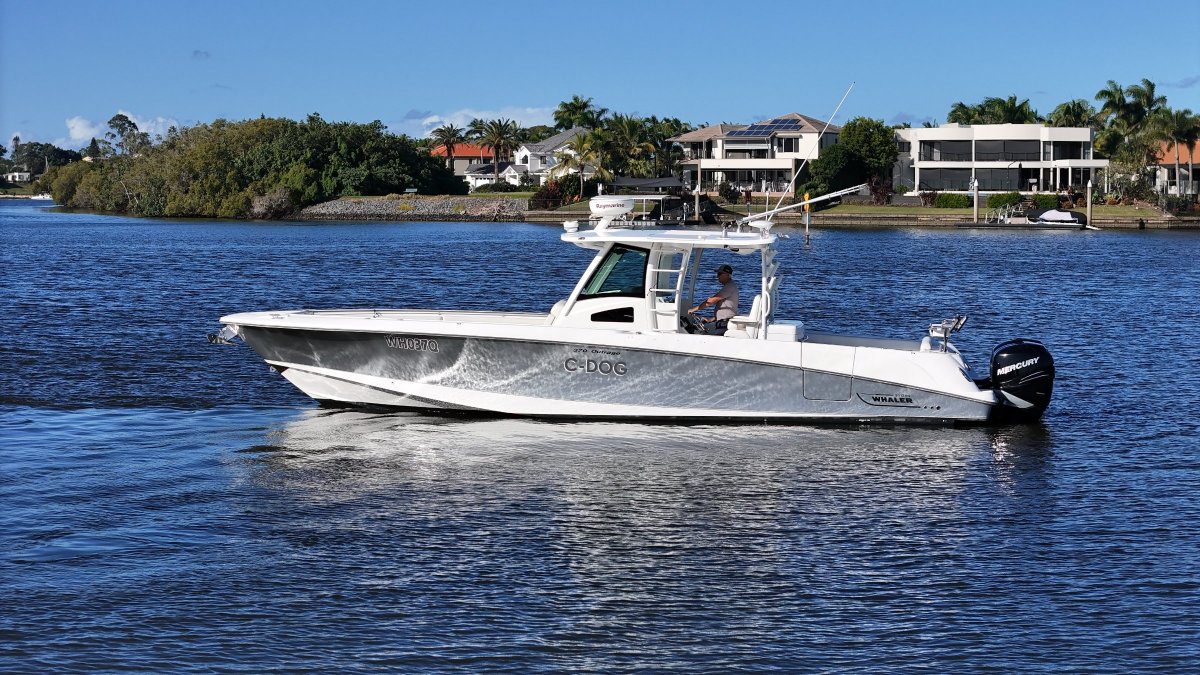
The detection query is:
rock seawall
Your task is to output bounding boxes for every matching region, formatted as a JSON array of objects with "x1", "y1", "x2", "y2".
[{"x1": 297, "y1": 196, "x2": 529, "y2": 221}]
